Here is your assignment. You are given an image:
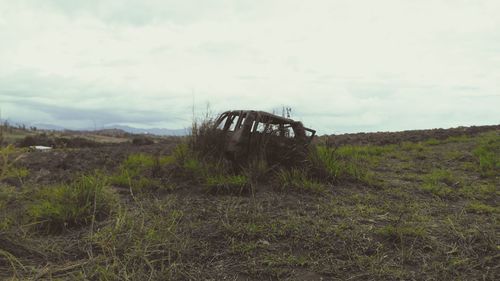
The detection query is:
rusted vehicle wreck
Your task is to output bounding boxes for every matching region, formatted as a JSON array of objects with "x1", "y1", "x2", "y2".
[{"x1": 214, "y1": 110, "x2": 316, "y2": 165}]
